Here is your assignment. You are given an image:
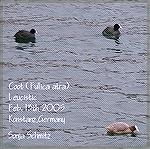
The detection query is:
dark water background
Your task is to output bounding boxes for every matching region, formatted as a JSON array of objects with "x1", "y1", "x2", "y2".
[{"x1": 1, "y1": 1, "x2": 148, "y2": 147}]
